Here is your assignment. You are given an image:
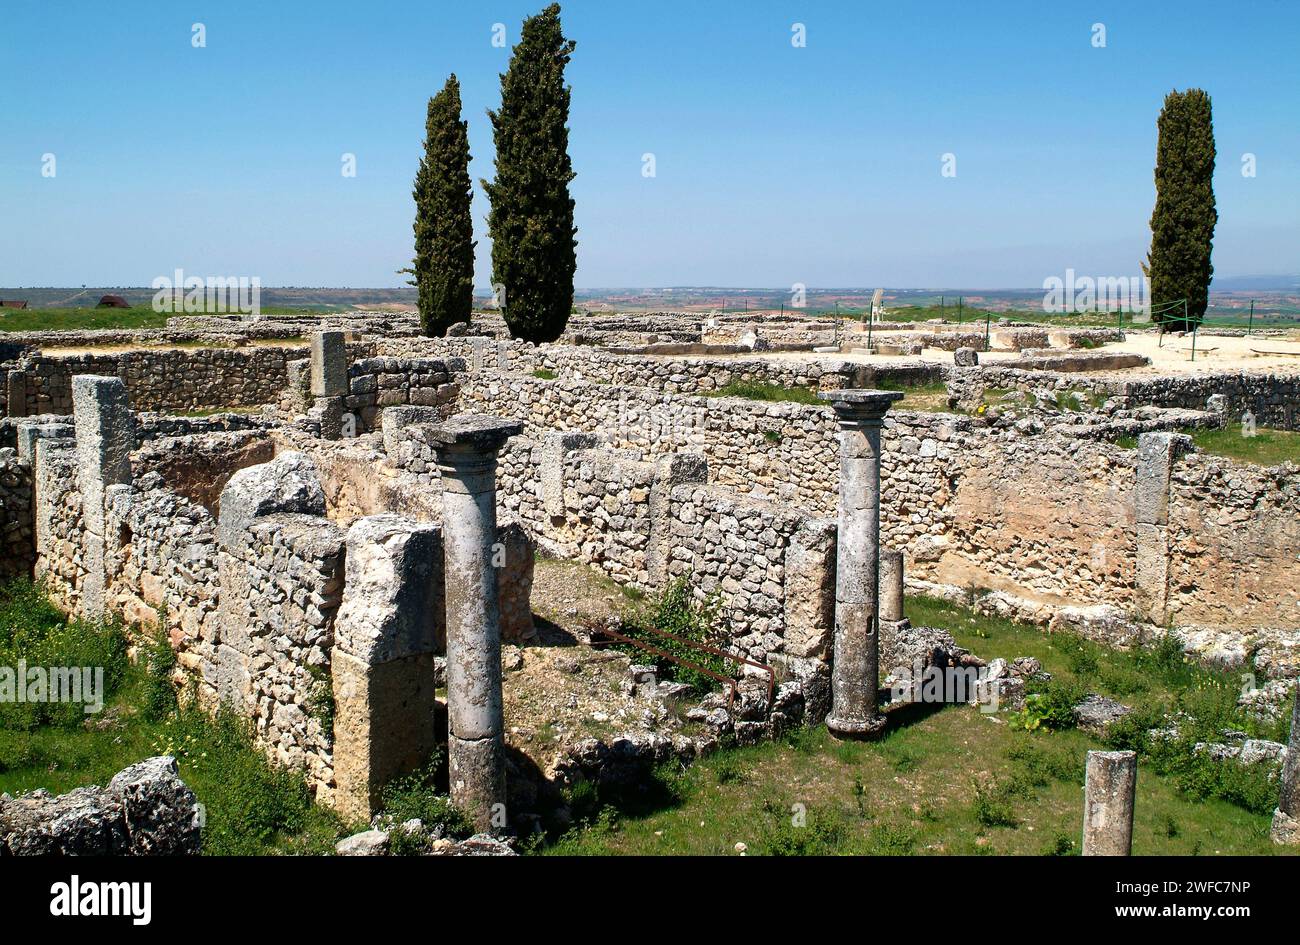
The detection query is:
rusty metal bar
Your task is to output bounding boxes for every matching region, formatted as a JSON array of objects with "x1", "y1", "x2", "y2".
[{"x1": 593, "y1": 621, "x2": 776, "y2": 713}]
